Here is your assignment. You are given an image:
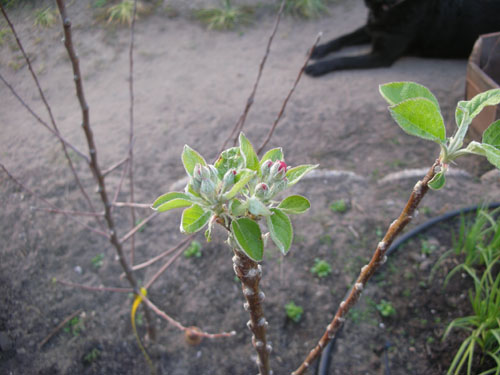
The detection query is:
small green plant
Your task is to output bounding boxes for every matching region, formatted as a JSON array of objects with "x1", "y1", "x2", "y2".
[
  {"x1": 311, "y1": 258, "x2": 332, "y2": 278},
  {"x1": 63, "y1": 316, "x2": 83, "y2": 337},
  {"x1": 329, "y1": 199, "x2": 347, "y2": 213},
  {"x1": 34, "y1": 7, "x2": 57, "y2": 28},
  {"x1": 184, "y1": 240, "x2": 202, "y2": 258},
  {"x1": 91, "y1": 253, "x2": 104, "y2": 269},
  {"x1": 0, "y1": 28, "x2": 11, "y2": 46},
  {"x1": 285, "y1": 301, "x2": 304, "y2": 323},
  {"x1": 92, "y1": 0, "x2": 108, "y2": 8},
  {"x1": 285, "y1": 0, "x2": 329, "y2": 18},
  {"x1": 106, "y1": 0, "x2": 144, "y2": 26},
  {"x1": 194, "y1": 0, "x2": 253, "y2": 31},
  {"x1": 375, "y1": 299, "x2": 396, "y2": 318},
  {"x1": 420, "y1": 238, "x2": 437, "y2": 256},
  {"x1": 82, "y1": 347, "x2": 101, "y2": 365}
]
